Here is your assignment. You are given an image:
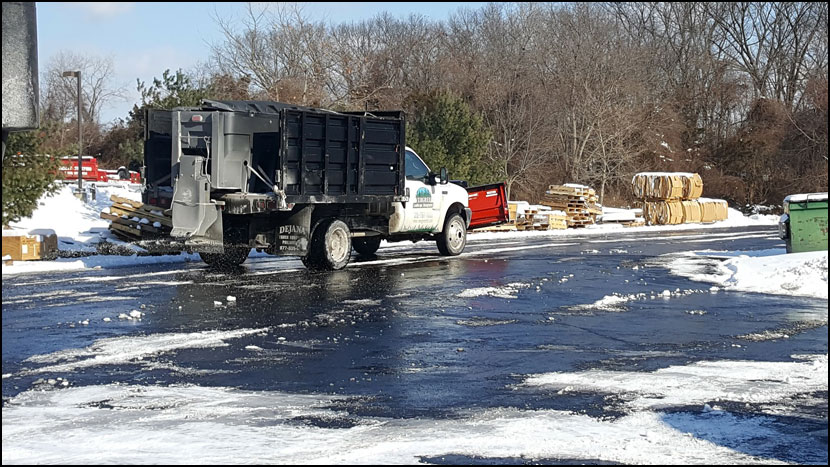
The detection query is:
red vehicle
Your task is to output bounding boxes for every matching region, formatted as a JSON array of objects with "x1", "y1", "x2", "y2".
[
  {"x1": 59, "y1": 156, "x2": 140, "y2": 183},
  {"x1": 466, "y1": 182, "x2": 509, "y2": 229}
]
